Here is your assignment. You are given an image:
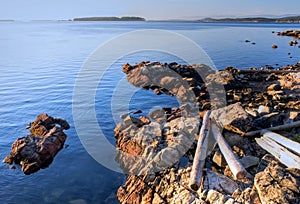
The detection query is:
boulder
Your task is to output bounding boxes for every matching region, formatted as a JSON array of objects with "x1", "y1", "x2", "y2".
[
  {"x1": 253, "y1": 112, "x2": 285, "y2": 129},
  {"x1": 239, "y1": 156, "x2": 260, "y2": 169},
  {"x1": 205, "y1": 170, "x2": 239, "y2": 195},
  {"x1": 210, "y1": 103, "x2": 253, "y2": 135}
]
